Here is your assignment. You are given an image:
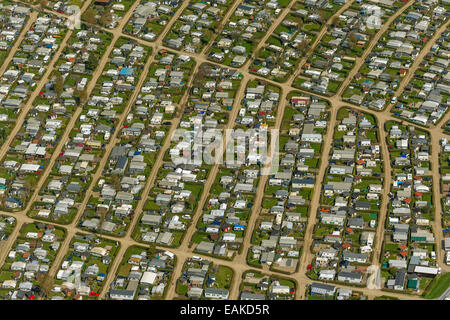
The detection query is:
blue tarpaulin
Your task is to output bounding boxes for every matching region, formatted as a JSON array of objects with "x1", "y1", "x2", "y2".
[{"x1": 120, "y1": 67, "x2": 135, "y2": 76}]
